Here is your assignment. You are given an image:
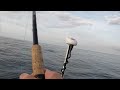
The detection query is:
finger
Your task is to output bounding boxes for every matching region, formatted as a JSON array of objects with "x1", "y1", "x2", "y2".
[
  {"x1": 19, "y1": 73, "x2": 37, "y2": 79},
  {"x1": 45, "y1": 69, "x2": 63, "y2": 79}
]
